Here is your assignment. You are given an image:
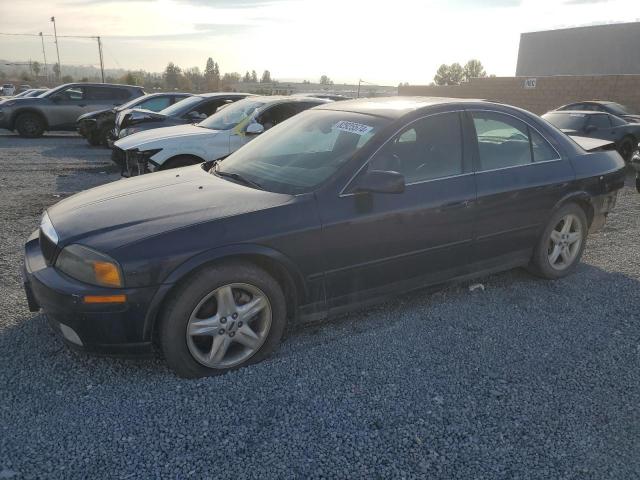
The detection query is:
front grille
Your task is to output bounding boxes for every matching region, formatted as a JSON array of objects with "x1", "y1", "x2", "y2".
[{"x1": 39, "y1": 228, "x2": 58, "y2": 265}]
